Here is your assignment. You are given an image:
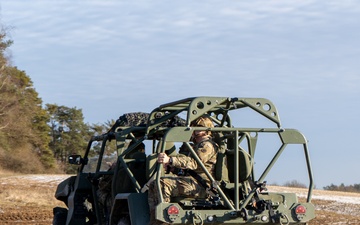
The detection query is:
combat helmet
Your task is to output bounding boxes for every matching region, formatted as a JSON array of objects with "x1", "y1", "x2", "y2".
[
  {"x1": 191, "y1": 116, "x2": 214, "y2": 136},
  {"x1": 191, "y1": 116, "x2": 214, "y2": 128}
]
